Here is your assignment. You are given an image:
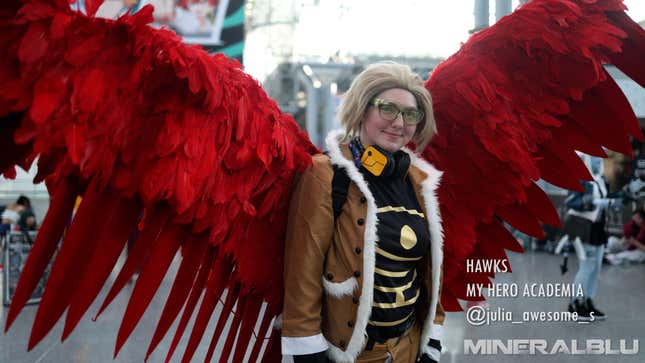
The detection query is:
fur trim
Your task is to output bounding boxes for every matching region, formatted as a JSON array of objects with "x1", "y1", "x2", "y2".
[
  {"x1": 323, "y1": 130, "x2": 444, "y2": 363},
  {"x1": 325, "y1": 129, "x2": 379, "y2": 363},
  {"x1": 322, "y1": 276, "x2": 358, "y2": 298},
  {"x1": 420, "y1": 324, "x2": 443, "y2": 358},
  {"x1": 405, "y1": 149, "x2": 445, "y2": 357},
  {"x1": 429, "y1": 323, "x2": 443, "y2": 340}
]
